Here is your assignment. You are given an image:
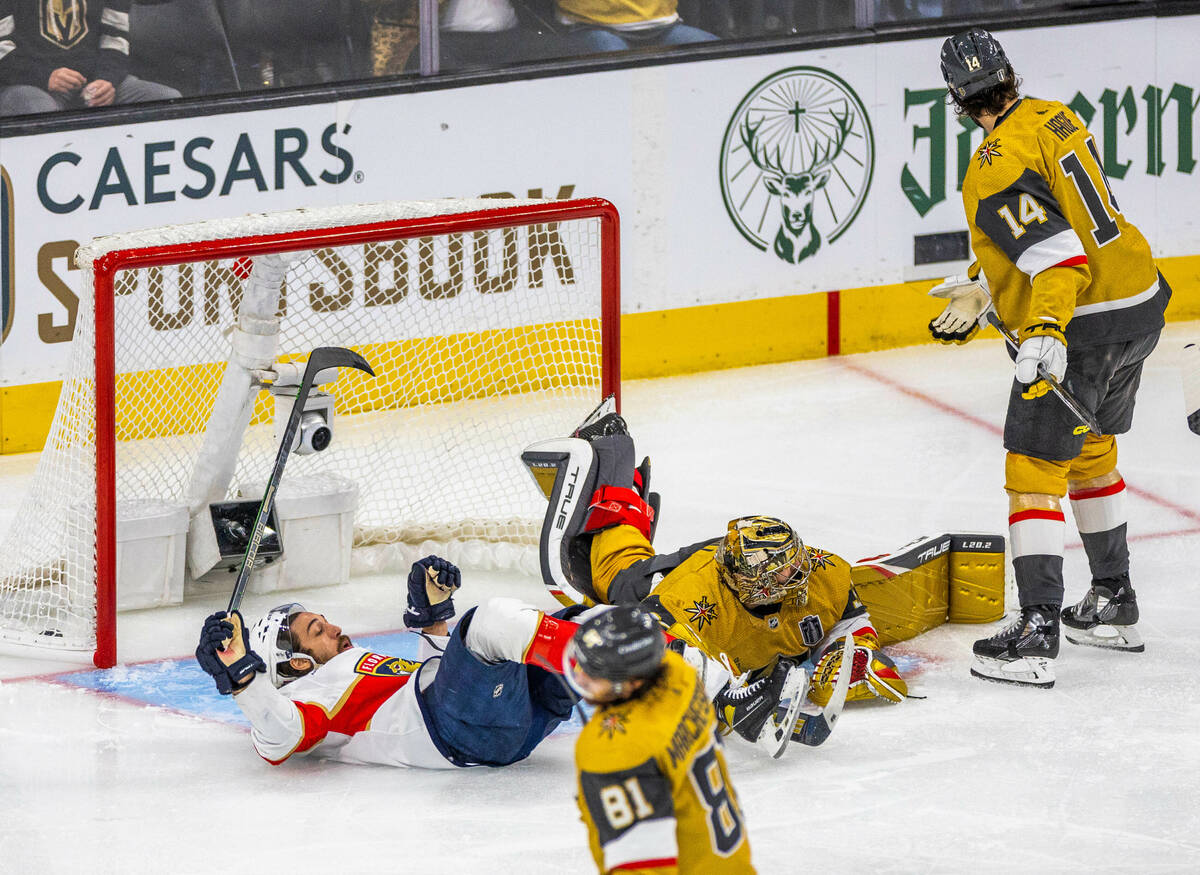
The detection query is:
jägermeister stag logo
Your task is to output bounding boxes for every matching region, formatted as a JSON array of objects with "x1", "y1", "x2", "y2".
[{"x1": 721, "y1": 67, "x2": 874, "y2": 264}]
